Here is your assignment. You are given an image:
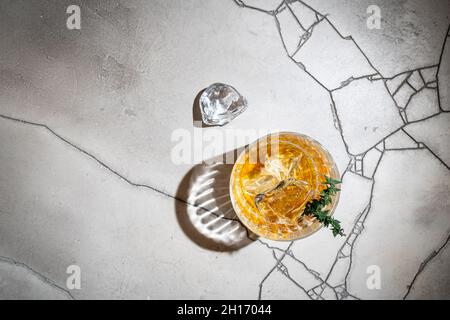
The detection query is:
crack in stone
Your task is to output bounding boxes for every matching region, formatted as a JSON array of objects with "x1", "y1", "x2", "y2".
[
  {"x1": 418, "y1": 69, "x2": 427, "y2": 85},
  {"x1": 382, "y1": 64, "x2": 439, "y2": 81},
  {"x1": 321, "y1": 144, "x2": 385, "y2": 298},
  {"x1": 258, "y1": 163, "x2": 353, "y2": 300},
  {"x1": 265, "y1": 245, "x2": 336, "y2": 300},
  {"x1": 289, "y1": 15, "x2": 326, "y2": 57},
  {"x1": 384, "y1": 128, "x2": 424, "y2": 151},
  {"x1": 235, "y1": 1, "x2": 450, "y2": 298},
  {"x1": 384, "y1": 65, "x2": 439, "y2": 113},
  {"x1": 260, "y1": 240, "x2": 325, "y2": 282},
  {"x1": 328, "y1": 93, "x2": 352, "y2": 154},
  {"x1": 285, "y1": 1, "x2": 308, "y2": 32},
  {"x1": 319, "y1": 15, "x2": 382, "y2": 76},
  {"x1": 0, "y1": 0, "x2": 447, "y2": 300},
  {"x1": 279, "y1": 256, "x2": 338, "y2": 300},
  {"x1": 436, "y1": 25, "x2": 450, "y2": 112},
  {"x1": 0, "y1": 115, "x2": 172, "y2": 196},
  {"x1": 0, "y1": 114, "x2": 257, "y2": 244},
  {"x1": 275, "y1": 257, "x2": 312, "y2": 299},
  {"x1": 277, "y1": 266, "x2": 312, "y2": 299},
  {"x1": 401, "y1": 128, "x2": 450, "y2": 170},
  {"x1": 331, "y1": 73, "x2": 379, "y2": 92},
  {"x1": 403, "y1": 233, "x2": 450, "y2": 299},
  {"x1": 258, "y1": 241, "x2": 294, "y2": 300},
  {"x1": 233, "y1": 0, "x2": 282, "y2": 15},
  {"x1": 0, "y1": 255, "x2": 74, "y2": 300}
]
